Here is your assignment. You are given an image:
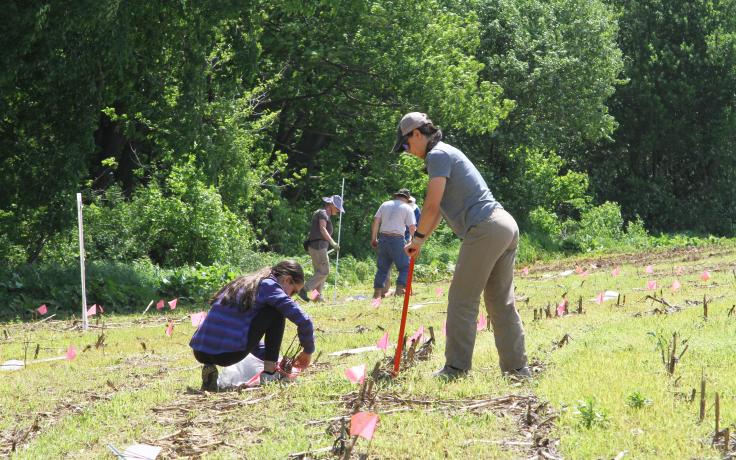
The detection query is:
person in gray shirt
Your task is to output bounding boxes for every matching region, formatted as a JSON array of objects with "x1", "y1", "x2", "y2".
[
  {"x1": 392, "y1": 112, "x2": 529, "y2": 380},
  {"x1": 299, "y1": 195, "x2": 343, "y2": 302}
]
